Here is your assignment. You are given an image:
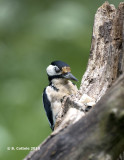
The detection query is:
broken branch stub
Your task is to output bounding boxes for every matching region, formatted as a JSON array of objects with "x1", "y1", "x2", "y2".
[{"x1": 79, "y1": 2, "x2": 124, "y2": 102}]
